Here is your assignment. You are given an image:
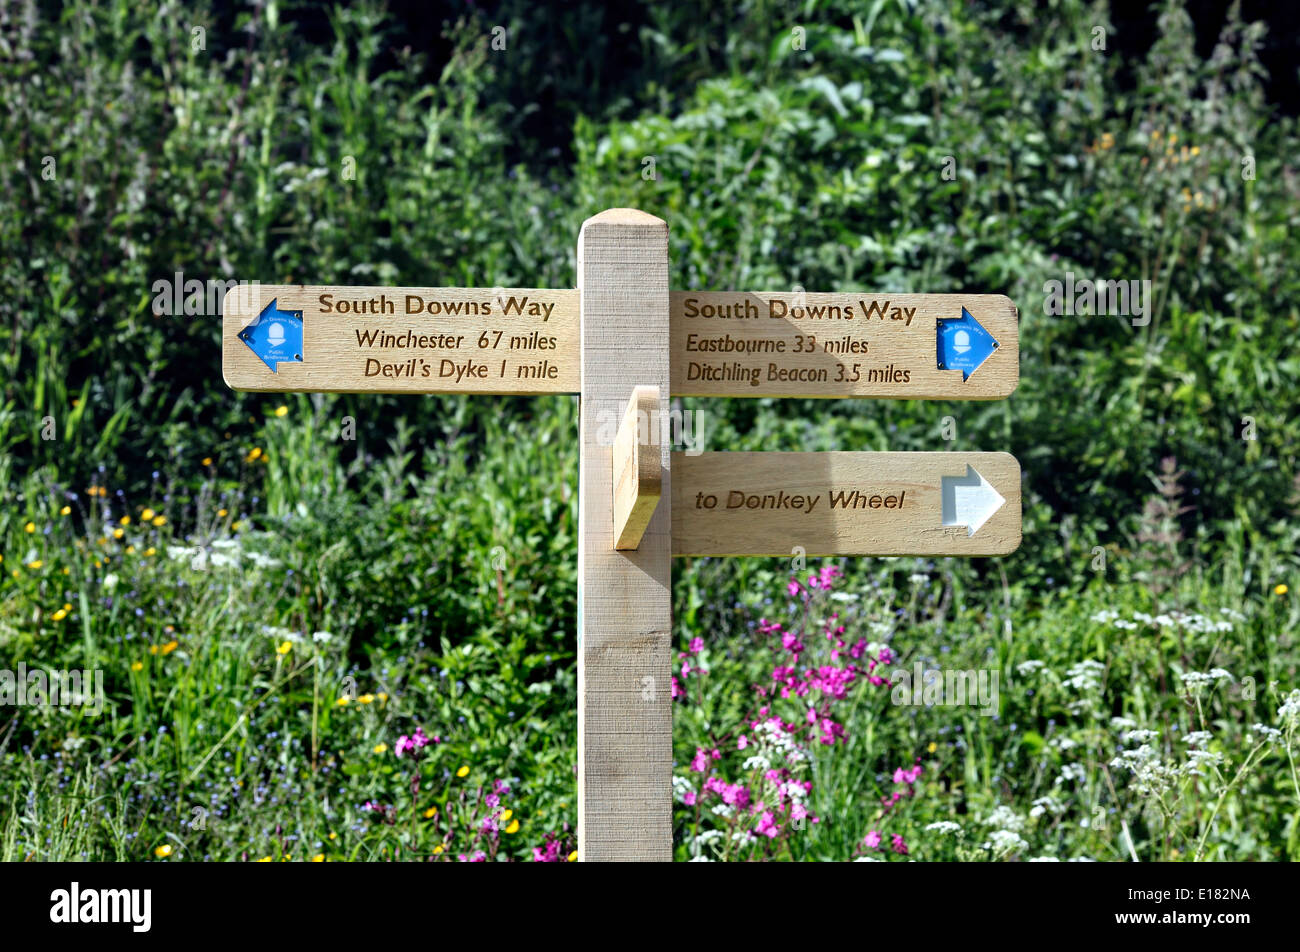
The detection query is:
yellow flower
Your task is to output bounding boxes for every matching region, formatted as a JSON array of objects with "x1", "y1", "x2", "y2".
[
  {"x1": 24, "y1": 522, "x2": 35, "y2": 533},
  {"x1": 567, "y1": 851, "x2": 578, "y2": 862},
  {"x1": 161, "y1": 640, "x2": 179, "y2": 655},
  {"x1": 246, "y1": 447, "x2": 263, "y2": 463},
  {"x1": 27, "y1": 559, "x2": 43, "y2": 569},
  {"x1": 423, "y1": 807, "x2": 438, "y2": 819},
  {"x1": 149, "y1": 644, "x2": 159, "y2": 655},
  {"x1": 154, "y1": 844, "x2": 173, "y2": 858},
  {"x1": 1277, "y1": 584, "x2": 1289, "y2": 596},
  {"x1": 373, "y1": 743, "x2": 388, "y2": 755},
  {"x1": 504, "y1": 819, "x2": 520, "y2": 834},
  {"x1": 432, "y1": 844, "x2": 445, "y2": 855},
  {"x1": 145, "y1": 547, "x2": 156, "y2": 557},
  {"x1": 377, "y1": 692, "x2": 388, "y2": 703},
  {"x1": 311, "y1": 853, "x2": 325, "y2": 862},
  {"x1": 152, "y1": 516, "x2": 166, "y2": 527},
  {"x1": 358, "y1": 693, "x2": 375, "y2": 704},
  {"x1": 456, "y1": 765, "x2": 469, "y2": 778},
  {"x1": 120, "y1": 515, "x2": 131, "y2": 526},
  {"x1": 62, "y1": 567, "x2": 69, "y2": 574},
  {"x1": 1191, "y1": 146, "x2": 1200, "y2": 156},
  {"x1": 51, "y1": 608, "x2": 68, "y2": 622},
  {"x1": 141, "y1": 508, "x2": 155, "y2": 521},
  {"x1": 113, "y1": 528, "x2": 125, "y2": 539},
  {"x1": 328, "y1": 832, "x2": 338, "y2": 841},
  {"x1": 217, "y1": 509, "x2": 228, "y2": 518},
  {"x1": 255, "y1": 856, "x2": 273, "y2": 862},
  {"x1": 202, "y1": 457, "x2": 212, "y2": 466},
  {"x1": 500, "y1": 809, "x2": 512, "y2": 822},
  {"x1": 276, "y1": 640, "x2": 293, "y2": 655},
  {"x1": 63, "y1": 602, "x2": 71, "y2": 612},
  {"x1": 275, "y1": 406, "x2": 288, "y2": 418},
  {"x1": 131, "y1": 661, "x2": 144, "y2": 672},
  {"x1": 60, "y1": 506, "x2": 71, "y2": 516},
  {"x1": 927, "y1": 741, "x2": 937, "y2": 754},
  {"x1": 335, "y1": 696, "x2": 351, "y2": 706}
]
